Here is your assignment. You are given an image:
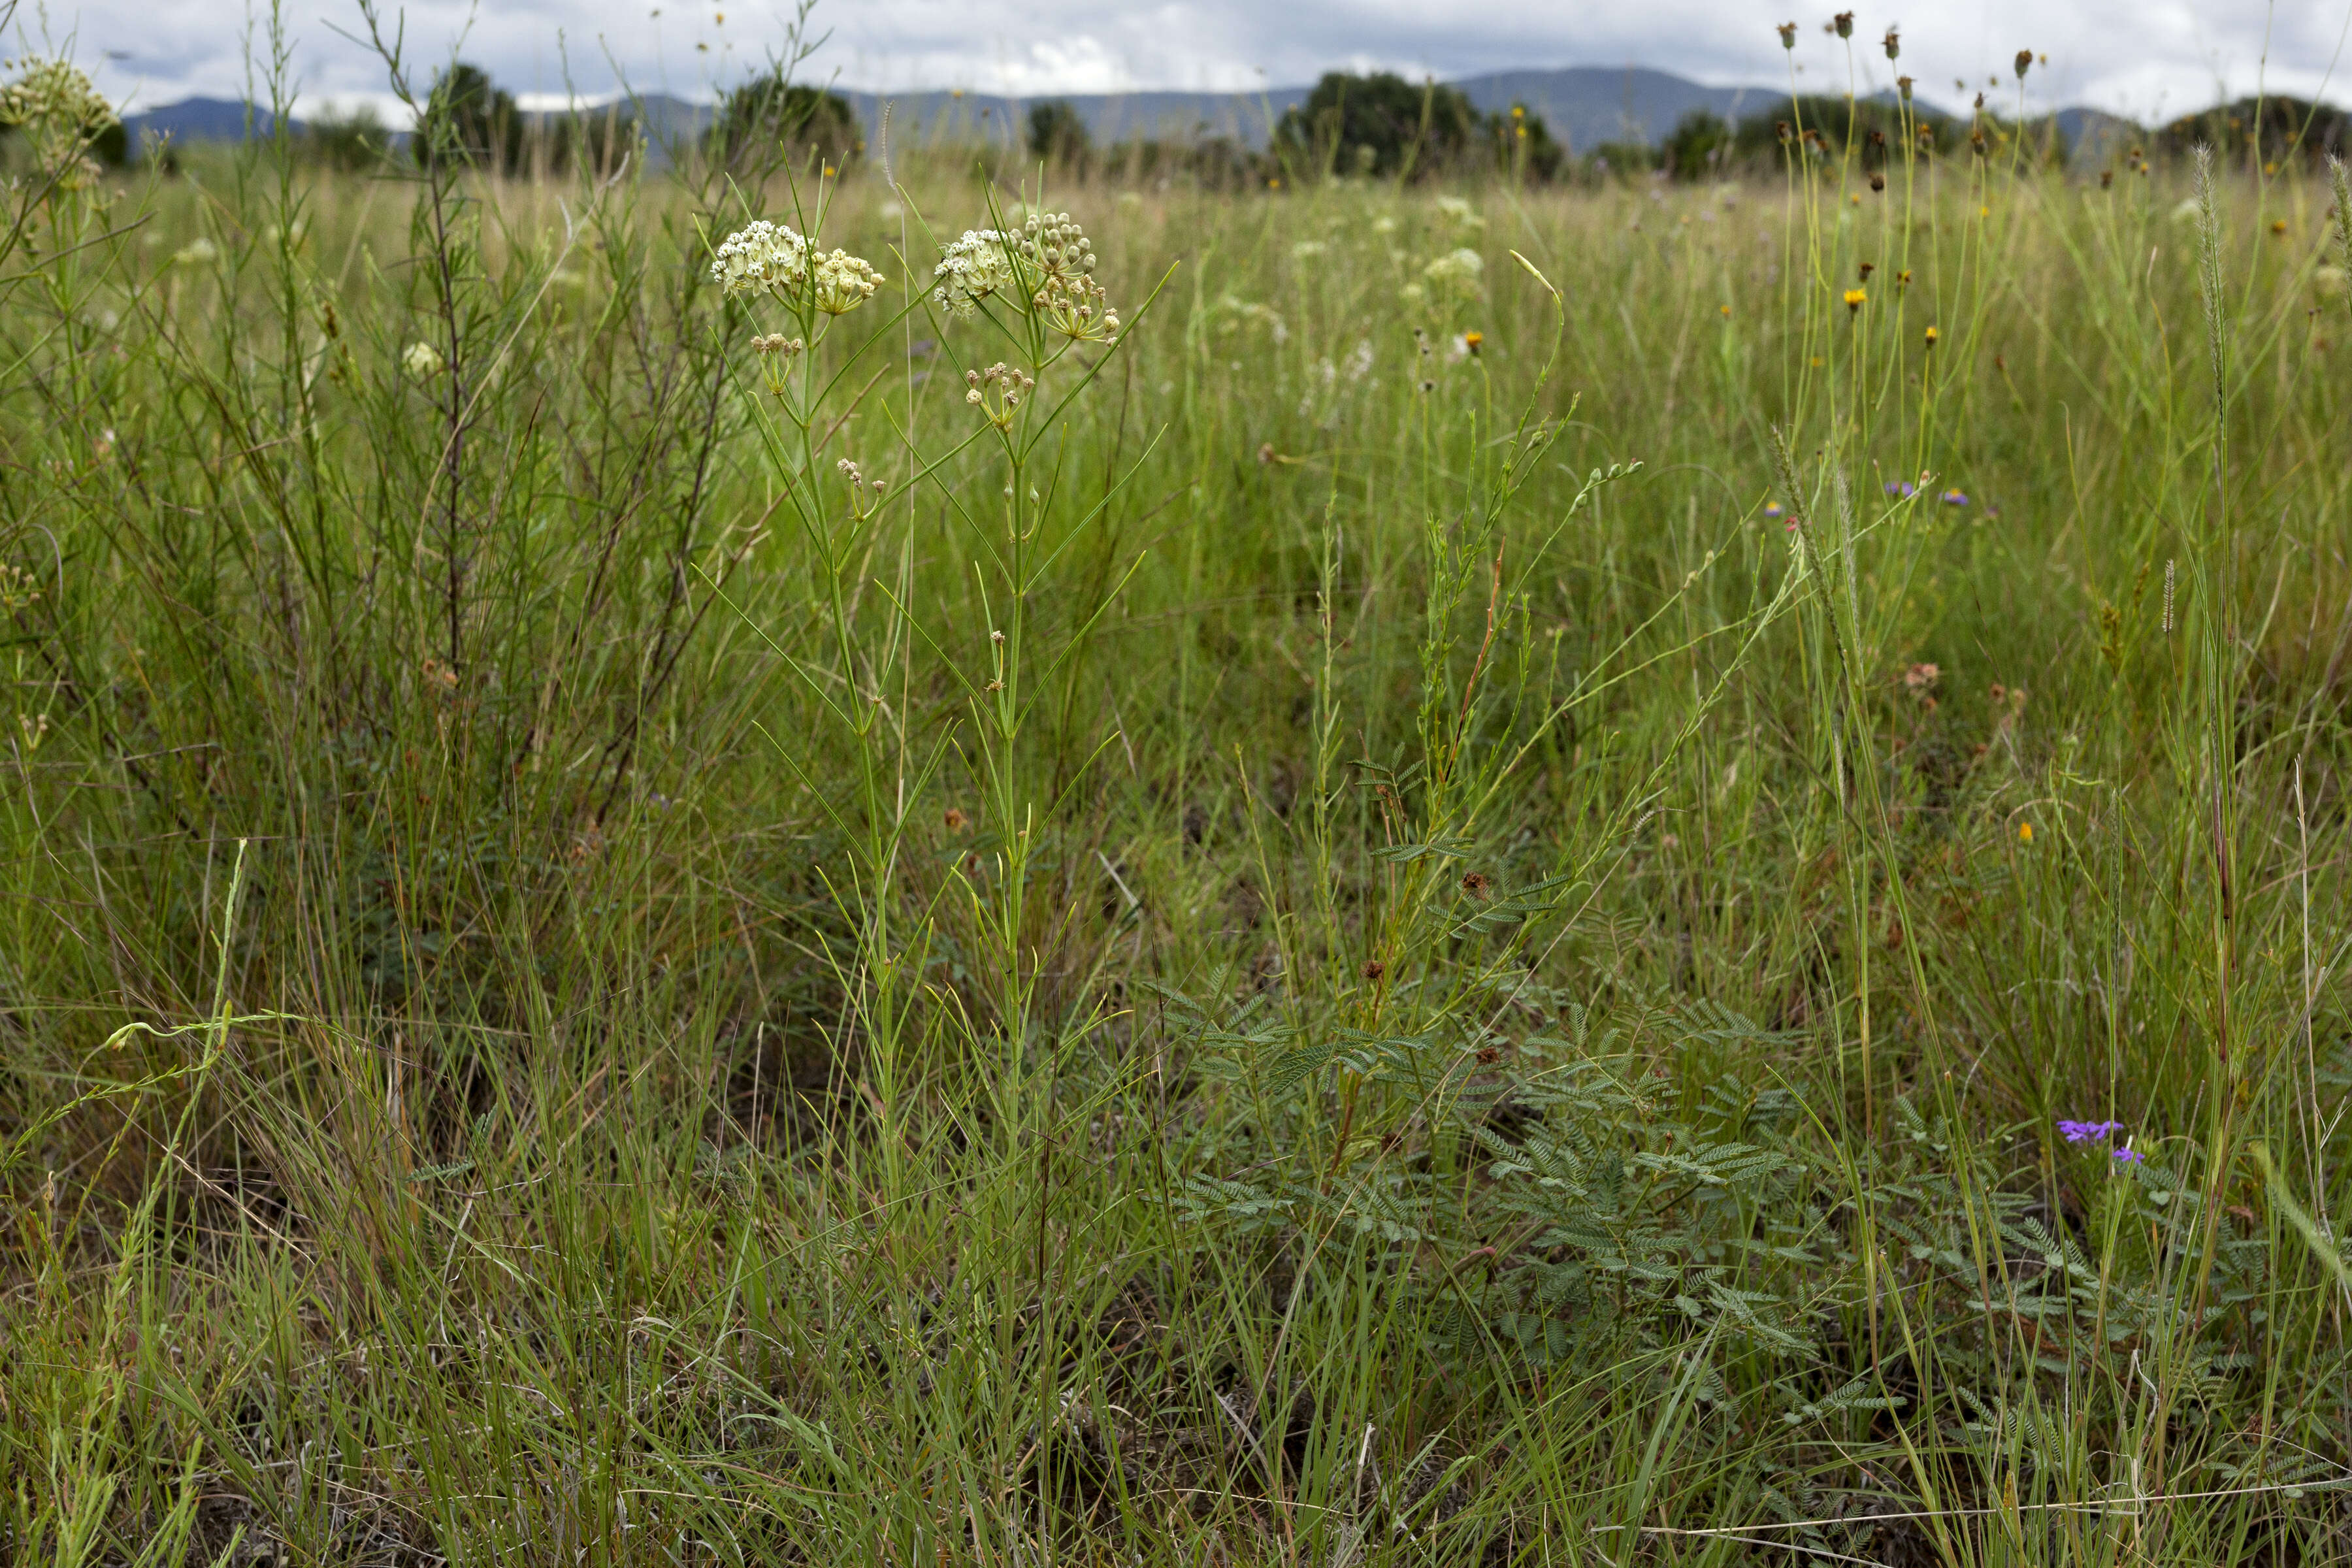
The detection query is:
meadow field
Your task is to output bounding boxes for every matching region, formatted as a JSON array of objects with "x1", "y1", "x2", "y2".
[{"x1": 6, "y1": 46, "x2": 2352, "y2": 1567}]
